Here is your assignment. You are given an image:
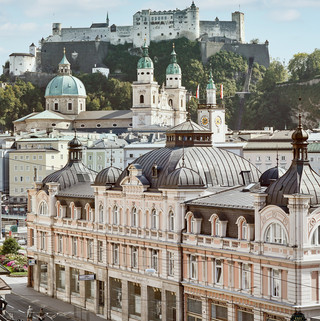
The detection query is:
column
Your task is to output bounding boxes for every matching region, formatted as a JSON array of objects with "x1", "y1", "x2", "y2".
[
  {"x1": 141, "y1": 284, "x2": 148, "y2": 321},
  {"x1": 65, "y1": 266, "x2": 71, "y2": 303},
  {"x1": 121, "y1": 279, "x2": 129, "y2": 320}
]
